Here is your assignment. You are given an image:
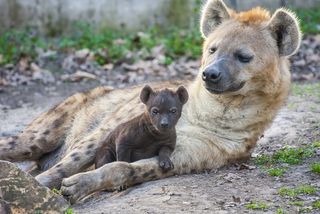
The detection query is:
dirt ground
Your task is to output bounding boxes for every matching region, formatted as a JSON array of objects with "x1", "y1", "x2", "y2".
[{"x1": 0, "y1": 81, "x2": 319, "y2": 214}]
